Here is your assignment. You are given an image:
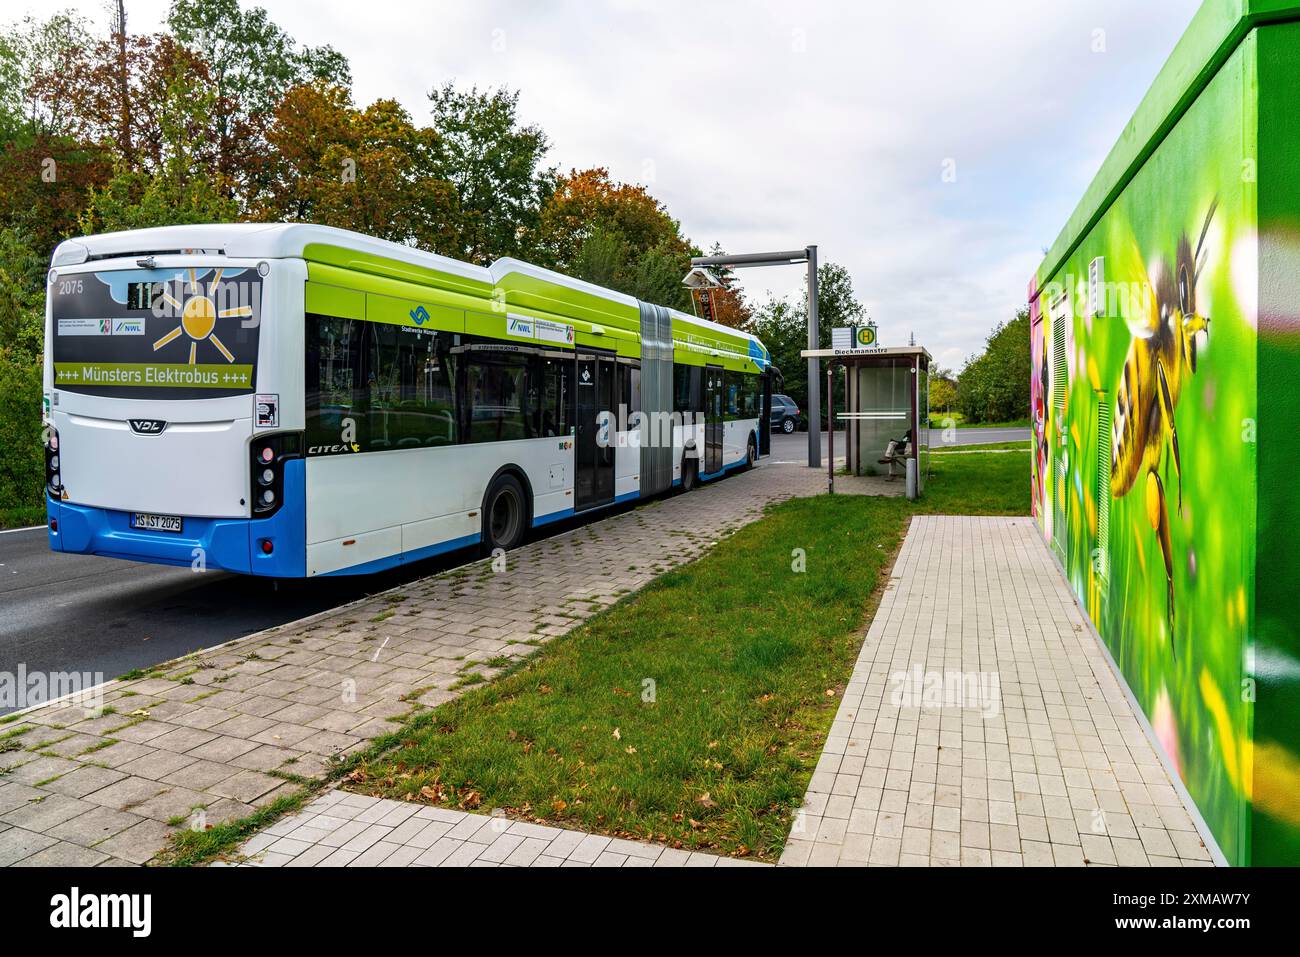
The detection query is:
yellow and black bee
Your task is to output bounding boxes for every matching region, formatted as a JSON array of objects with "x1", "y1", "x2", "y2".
[{"x1": 1111, "y1": 200, "x2": 1216, "y2": 639}]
